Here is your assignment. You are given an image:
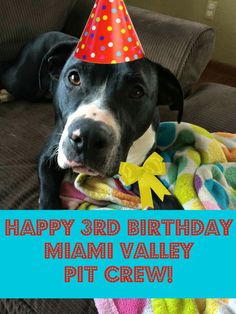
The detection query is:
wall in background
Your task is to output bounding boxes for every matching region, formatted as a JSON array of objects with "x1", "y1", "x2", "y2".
[{"x1": 126, "y1": 0, "x2": 236, "y2": 67}]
